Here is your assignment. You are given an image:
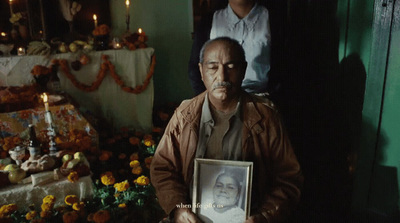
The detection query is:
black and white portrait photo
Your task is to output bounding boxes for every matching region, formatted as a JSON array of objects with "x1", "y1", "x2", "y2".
[{"x1": 192, "y1": 159, "x2": 253, "y2": 223}]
